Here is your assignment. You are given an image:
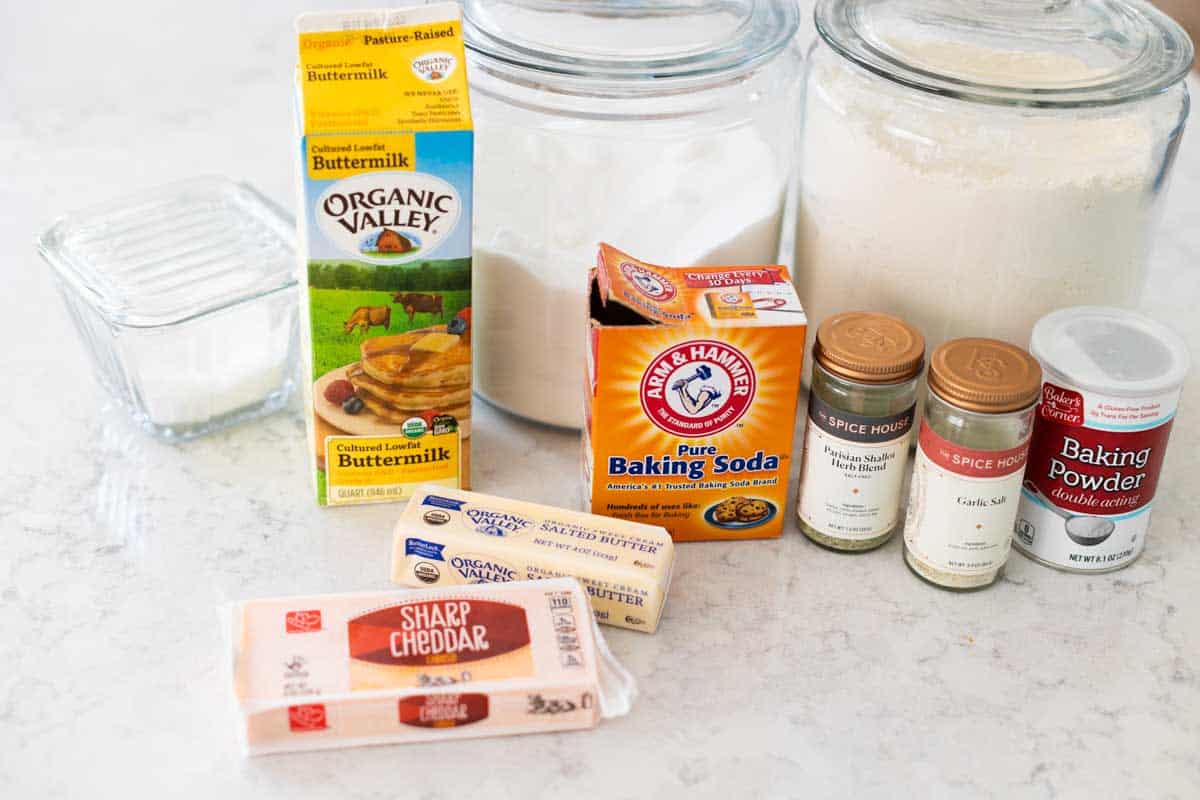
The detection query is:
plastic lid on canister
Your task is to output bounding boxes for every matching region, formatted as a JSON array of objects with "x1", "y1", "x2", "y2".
[
  {"x1": 815, "y1": 0, "x2": 1194, "y2": 107},
  {"x1": 462, "y1": 0, "x2": 798, "y2": 87},
  {"x1": 928, "y1": 338, "x2": 1042, "y2": 414},
  {"x1": 1030, "y1": 306, "x2": 1191, "y2": 397},
  {"x1": 813, "y1": 311, "x2": 925, "y2": 383}
]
